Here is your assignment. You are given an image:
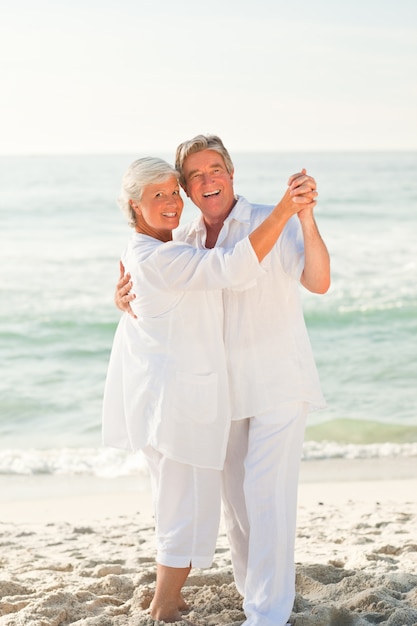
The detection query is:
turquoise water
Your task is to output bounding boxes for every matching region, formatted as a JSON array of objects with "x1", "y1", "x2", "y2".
[{"x1": 0, "y1": 152, "x2": 416, "y2": 475}]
